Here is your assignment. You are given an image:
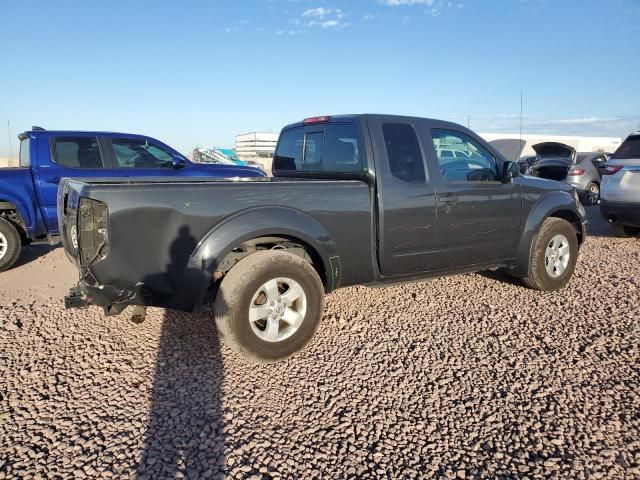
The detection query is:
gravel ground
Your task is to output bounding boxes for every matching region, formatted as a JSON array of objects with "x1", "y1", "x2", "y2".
[{"x1": 1, "y1": 207, "x2": 639, "y2": 479}]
